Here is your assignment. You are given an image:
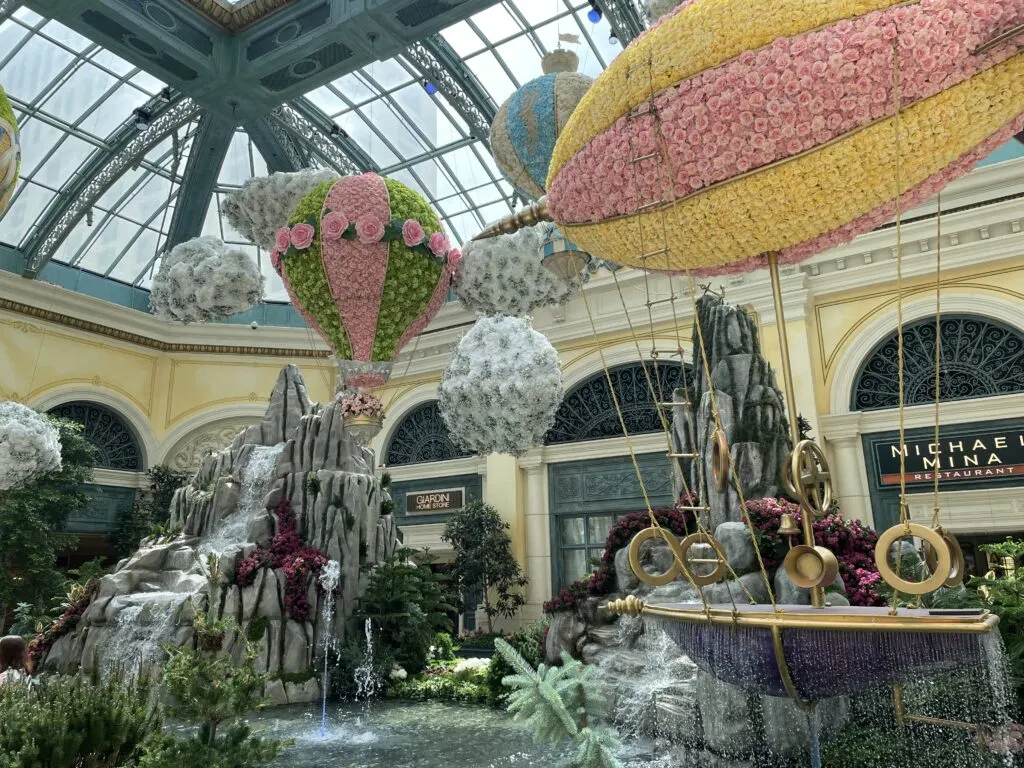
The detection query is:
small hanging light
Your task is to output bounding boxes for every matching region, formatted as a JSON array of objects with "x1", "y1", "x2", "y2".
[
  {"x1": 541, "y1": 223, "x2": 591, "y2": 282},
  {"x1": 587, "y1": 6, "x2": 602, "y2": 23},
  {"x1": 423, "y1": 80, "x2": 438, "y2": 95}
]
